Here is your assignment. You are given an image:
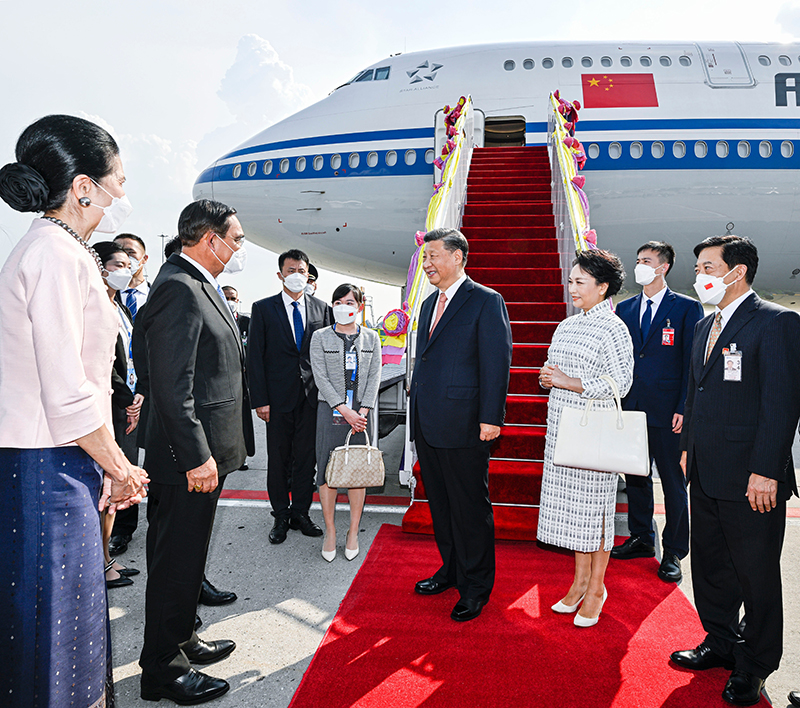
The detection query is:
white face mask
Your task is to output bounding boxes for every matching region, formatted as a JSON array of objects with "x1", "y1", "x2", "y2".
[
  {"x1": 104, "y1": 267, "x2": 132, "y2": 291},
  {"x1": 227, "y1": 300, "x2": 239, "y2": 314},
  {"x1": 333, "y1": 303, "x2": 358, "y2": 325},
  {"x1": 634, "y1": 263, "x2": 663, "y2": 287},
  {"x1": 283, "y1": 272, "x2": 308, "y2": 293},
  {"x1": 304, "y1": 283, "x2": 316, "y2": 297},
  {"x1": 693, "y1": 269, "x2": 738, "y2": 306},
  {"x1": 90, "y1": 180, "x2": 133, "y2": 234},
  {"x1": 211, "y1": 235, "x2": 247, "y2": 274}
]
